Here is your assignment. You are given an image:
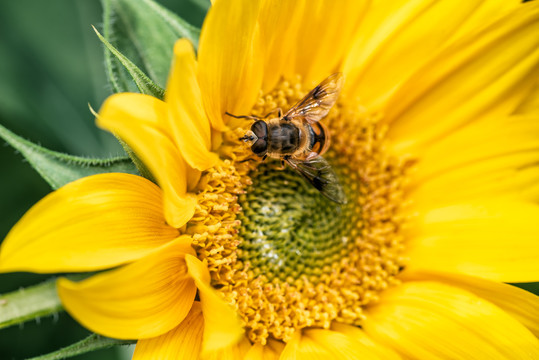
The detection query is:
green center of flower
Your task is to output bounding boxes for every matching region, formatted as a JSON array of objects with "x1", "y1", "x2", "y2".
[{"x1": 238, "y1": 160, "x2": 357, "y2": 282}]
